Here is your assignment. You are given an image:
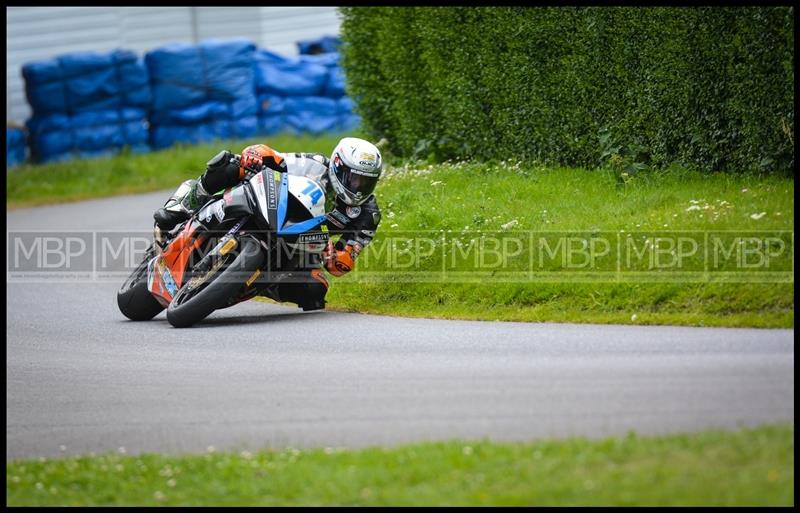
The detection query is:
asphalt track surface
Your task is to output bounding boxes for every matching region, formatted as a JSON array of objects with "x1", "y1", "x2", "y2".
[{"x1": 6, "y1": 191, "x2": 795, "y2": 460}]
